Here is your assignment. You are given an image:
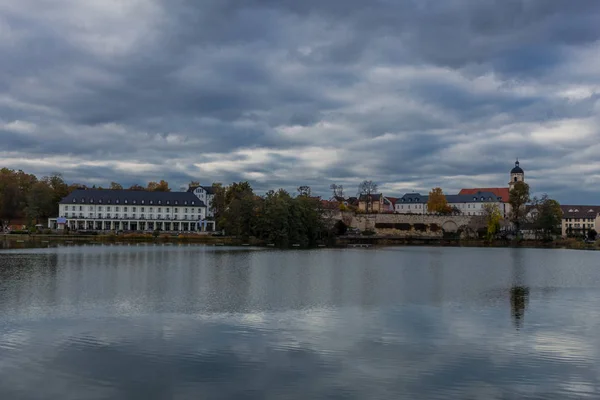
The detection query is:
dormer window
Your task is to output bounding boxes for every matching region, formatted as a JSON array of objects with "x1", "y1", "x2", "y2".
[
  {"x1": 72, "y1": 199, "x2": 76, "y2": 203},
  {"x1": 81, "y1": 198, "x2": 85, "y2": 203},
  {"x1": 481, "y1": 197, "x2": 484, "y2": 201},
  {"x1": 125, "y1": 200, "x2": 128, "y2": 204},
  {"x1": 99, "y1": 199, "x2": 102, "y2": 204},
  {"x1": 473, "y1": 197, "x2": 476, "y2": 201},
  {"x1": 184, "y1": 201, "x2": 187, "y2": 205},
  {"x1": 107, "y1": 200, "x2": 111, "y2": 204},
  {"x1": 158, "y1": 201, "x2": 162, "y2": 205},
  {"x1": 167, "y1": 201, "x2": 170, "y2": 205},
  {"x1": 589, "y1": 209, "x2": 594, "y2": 212},
  {"x1": 90, "y1": 199, "x2": 94, "y2": 203},
  {"x1": 116, "y1": 200, "x2": 119, "y2": 204},
  {"x1": 569, "y1": 209, "x2": 573, "y2": 212},
  {"x1": 192, "y1": 201, "x2": 195, "y2": 205},
  {"x1": 575, "y1": 209, "x2": 579, "y2": 212},
  {"x1": 175, "y1": 201, "x2": 178, "y2": 205},
  {"x1": 133, "y1": 200, "x2": 136, "y2": 204},
  {"x1": 150, "y1": 201, "x2": 153, "y2": 204}
]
